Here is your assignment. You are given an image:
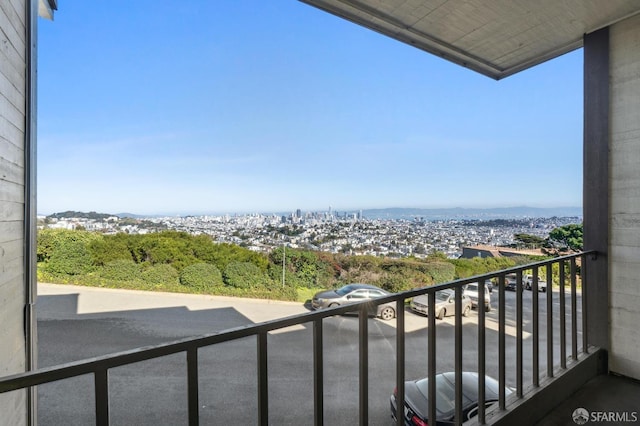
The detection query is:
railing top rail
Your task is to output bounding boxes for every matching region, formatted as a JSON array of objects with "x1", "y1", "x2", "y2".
[{"x1": 0, "y1": 250, "x2": 593, "y2": 394}]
